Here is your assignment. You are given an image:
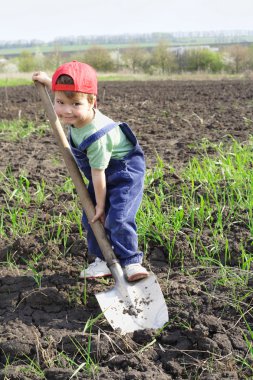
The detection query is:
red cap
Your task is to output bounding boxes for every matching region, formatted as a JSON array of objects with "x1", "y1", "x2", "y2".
[{"x1": 52, "y1": 61, "x2": 97, "y2": 95}]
